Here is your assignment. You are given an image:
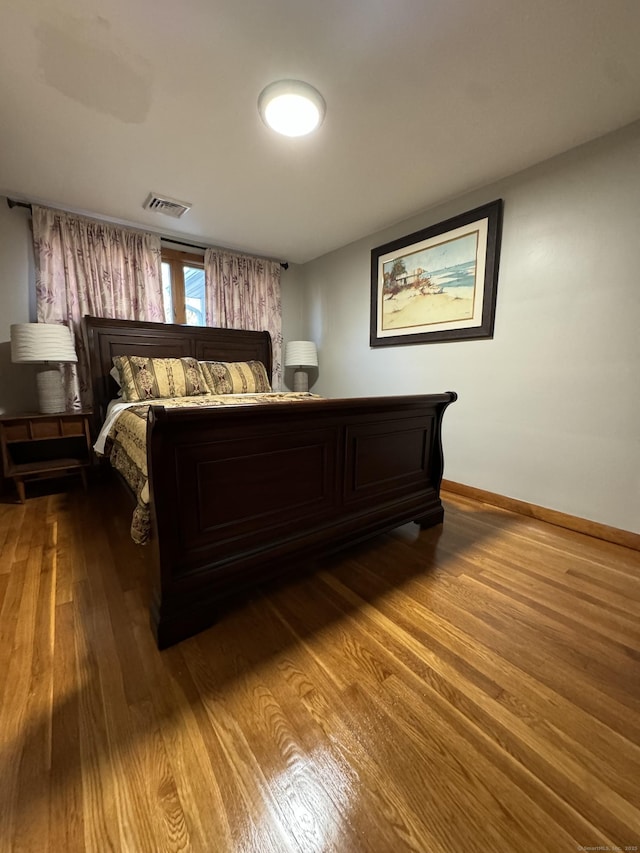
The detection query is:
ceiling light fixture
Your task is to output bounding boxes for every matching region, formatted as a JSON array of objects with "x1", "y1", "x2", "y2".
[{"x1": 258, "y1": 80, "x2": 326, "y2": 137}]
